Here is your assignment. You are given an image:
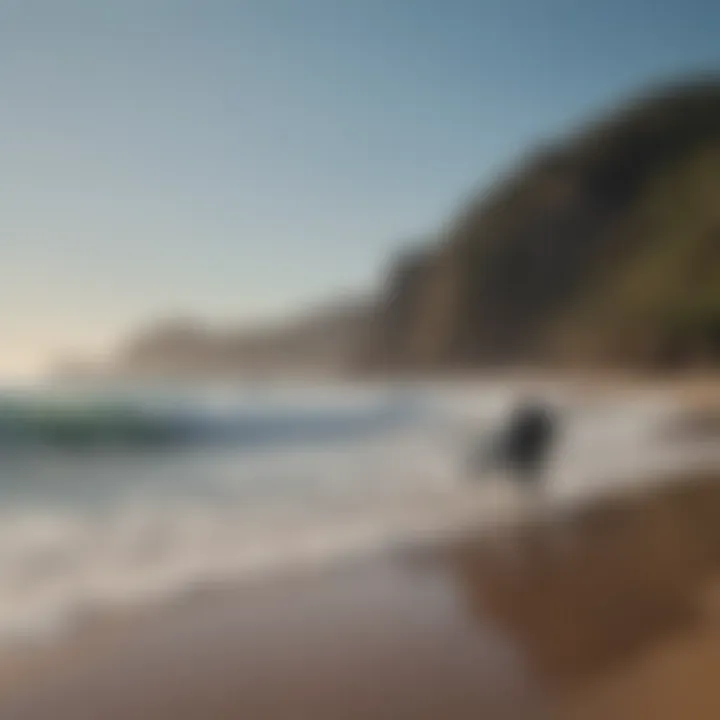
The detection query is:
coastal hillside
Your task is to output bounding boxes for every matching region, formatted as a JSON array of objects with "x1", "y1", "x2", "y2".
[
  {"x1": 68, "y1": 78, "x2": 720, "y2": 380},
  {"x1": 366, "y1": 78, "x2": 720, "y2": 371}
]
